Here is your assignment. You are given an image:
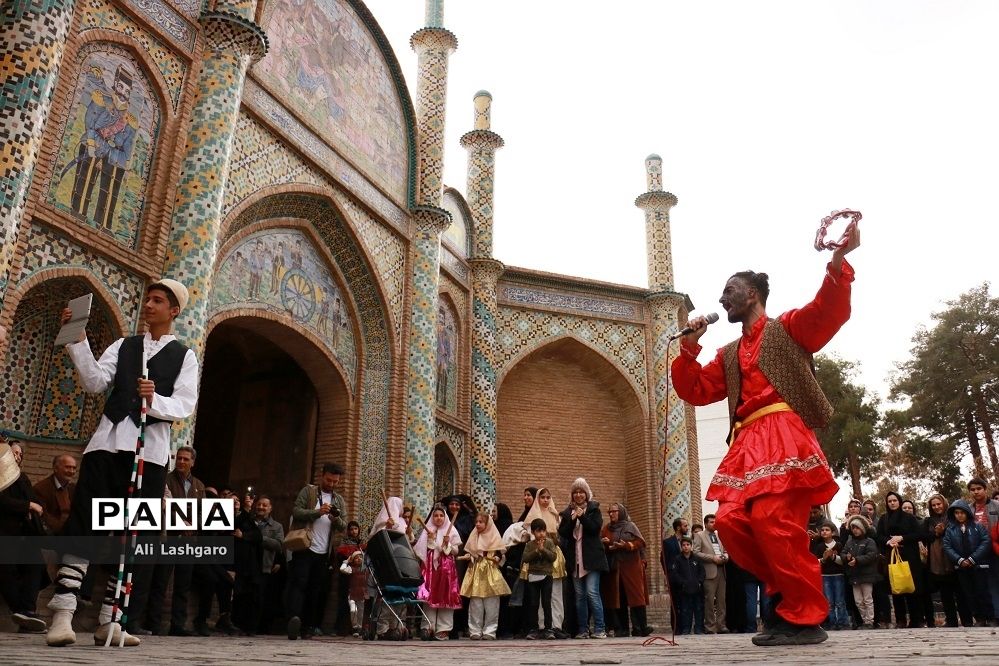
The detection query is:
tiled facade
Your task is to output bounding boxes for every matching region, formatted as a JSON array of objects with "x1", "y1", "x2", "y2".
[{"x1": 0, "y1": 0, "x2": 701, "y2": 551}]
